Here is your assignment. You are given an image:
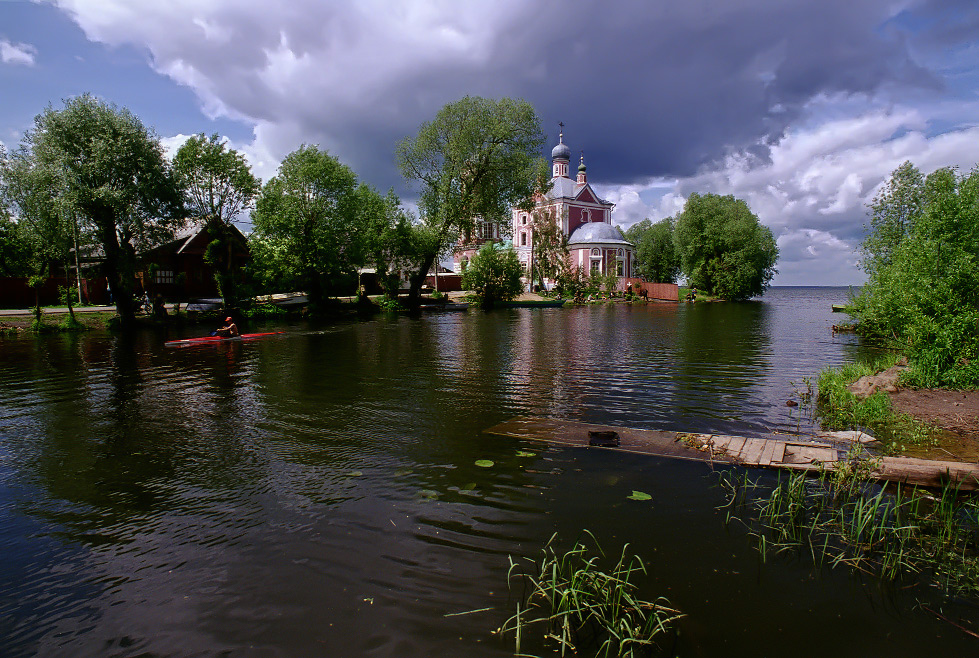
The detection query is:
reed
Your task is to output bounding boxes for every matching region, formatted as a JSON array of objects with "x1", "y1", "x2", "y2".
[
  {"x1": 717, "y1": 468, "x2": 979, "y2": 599},
  {"x1": 499, "y1": 531, "x2": 683, "y2": 657}
]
